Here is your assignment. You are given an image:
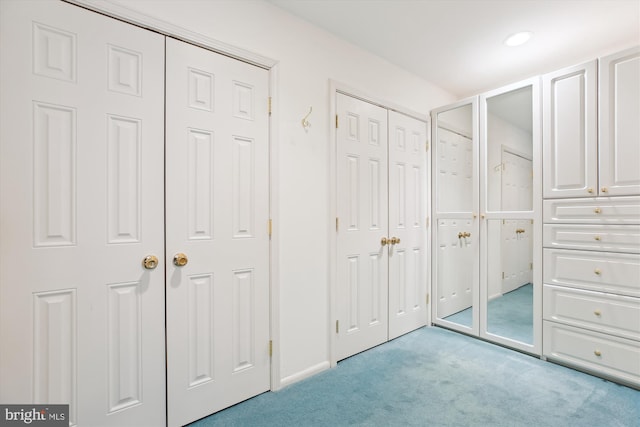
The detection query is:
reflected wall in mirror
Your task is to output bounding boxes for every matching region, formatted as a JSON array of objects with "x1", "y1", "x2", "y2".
[
  {"x1": 436, "y1": 104, "x2": 473, "y2": 213},
  {"x1": 486, "y1": 86, "x2": 533, "y2": 212},
  {"x1": 486, "y1": 219, "x2": 534, "y2": 344}
]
